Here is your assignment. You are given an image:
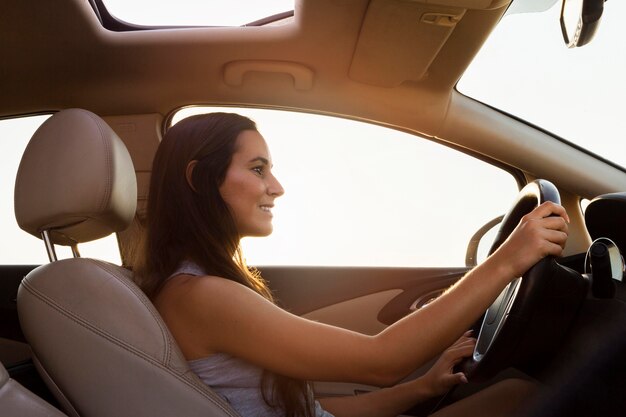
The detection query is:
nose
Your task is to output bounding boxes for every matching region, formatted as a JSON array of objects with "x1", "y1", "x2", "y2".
[{"x1": 268, "y1": 173, "x2": 285, "y2": 197}]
